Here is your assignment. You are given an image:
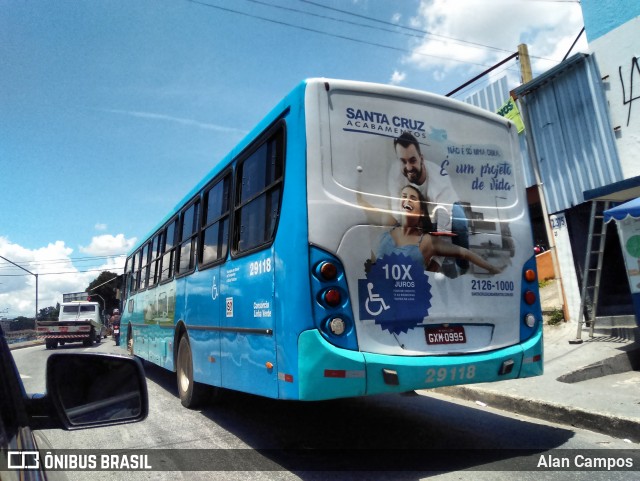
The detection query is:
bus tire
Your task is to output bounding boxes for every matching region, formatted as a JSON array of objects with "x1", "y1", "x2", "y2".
[
  {"x1": 127, "y1": 327, "x2": 134, "y2": 356},
  {"x1": 177, "y1": 335, "x2": 207, "y2": 409},
  {"x1": 45, "y1": 340, "x2": 57, "y2": 349}
]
